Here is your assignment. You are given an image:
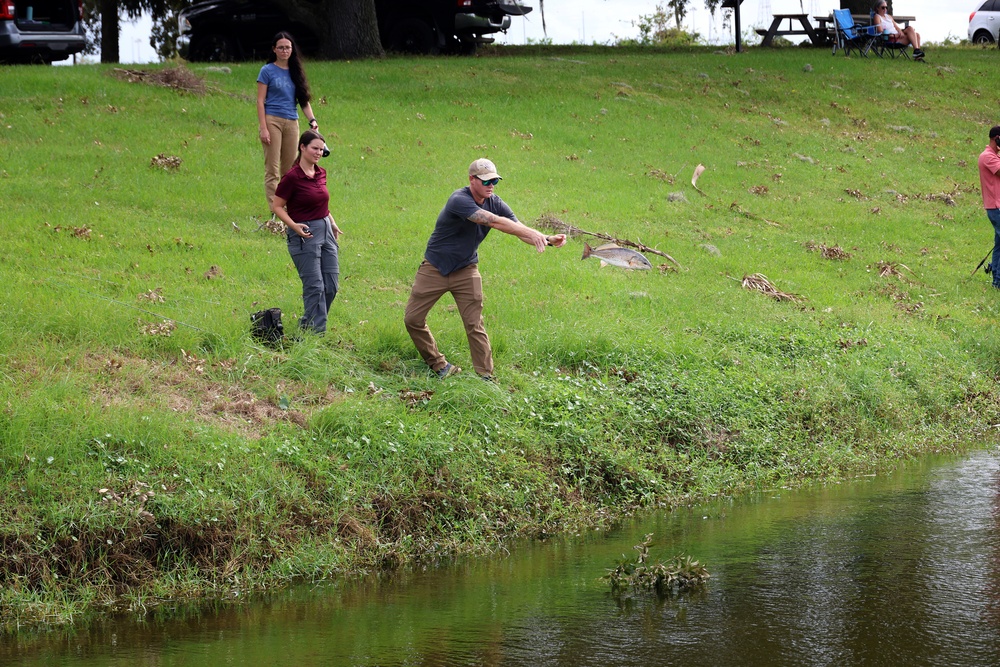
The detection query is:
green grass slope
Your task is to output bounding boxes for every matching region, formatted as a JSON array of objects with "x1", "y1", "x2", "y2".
[{"x1": 2, "y1": 47, "x2": 1000, "y2": 629}]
